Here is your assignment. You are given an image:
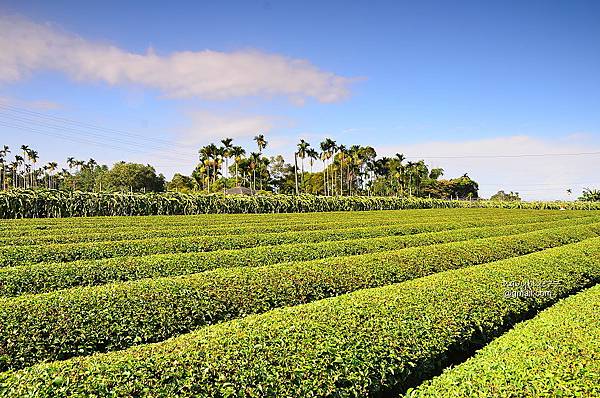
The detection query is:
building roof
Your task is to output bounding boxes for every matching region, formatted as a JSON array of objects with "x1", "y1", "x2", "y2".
[{"x1": 225, "y1": 186, "x2": 254, "y2": 195}]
